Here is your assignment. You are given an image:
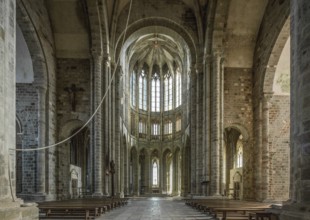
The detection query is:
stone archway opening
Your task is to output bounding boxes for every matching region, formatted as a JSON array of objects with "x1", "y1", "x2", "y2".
[{"x1": 223, "y1": 127, "x2": 244, "y2": 200}]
